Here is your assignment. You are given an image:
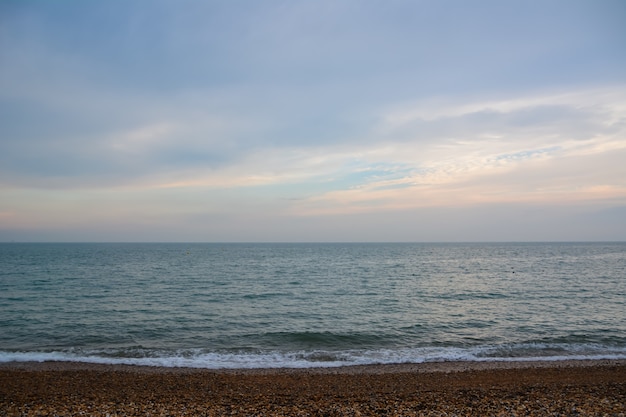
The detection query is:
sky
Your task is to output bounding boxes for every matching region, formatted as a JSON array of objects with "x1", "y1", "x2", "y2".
[{"x1": 1, "y1": 0, "x2": 625, "y2": 242}]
